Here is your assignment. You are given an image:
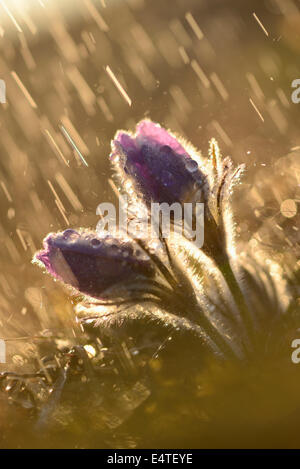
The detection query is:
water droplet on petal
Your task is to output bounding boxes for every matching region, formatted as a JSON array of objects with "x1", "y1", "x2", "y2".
[
  {"x1": 63, "y1": 229, "x2": 78, "y2": 239},
  {"x1": 91, "y1": 238, "x2": 101, "y2": 248},
  {"x1": 110, "y1": 243, "x2": 121, "y2": 255},
  {"x1": 159, "y1": 145, "x2": 173, "y2": 156},
  {"x1": 185, "y1": 159, "x2": 198, "y2": 173}
]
